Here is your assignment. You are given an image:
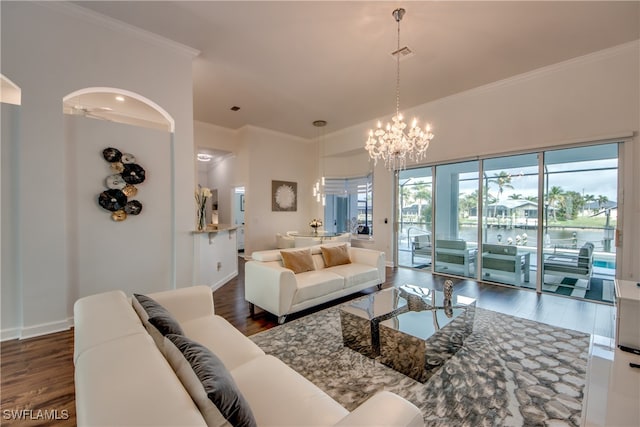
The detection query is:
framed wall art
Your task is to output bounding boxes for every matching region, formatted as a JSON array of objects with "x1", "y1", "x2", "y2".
[{"x1": 272, "y1": 180, "x2": 297, "y2": 212}]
